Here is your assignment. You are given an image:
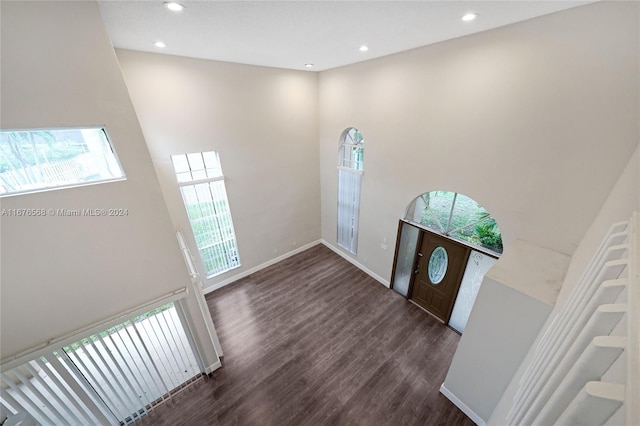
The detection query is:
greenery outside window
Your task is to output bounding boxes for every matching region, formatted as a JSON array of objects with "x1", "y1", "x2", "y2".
[
  {"x1": 0, "y1": 127, "x2": 125, "y2": 196},
  {"x1": 171, "y1": 151, "x2": 240, "y2": 277},
  {"x1": 404, "y1": 191, "x2": 503, "y2": 254}
]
